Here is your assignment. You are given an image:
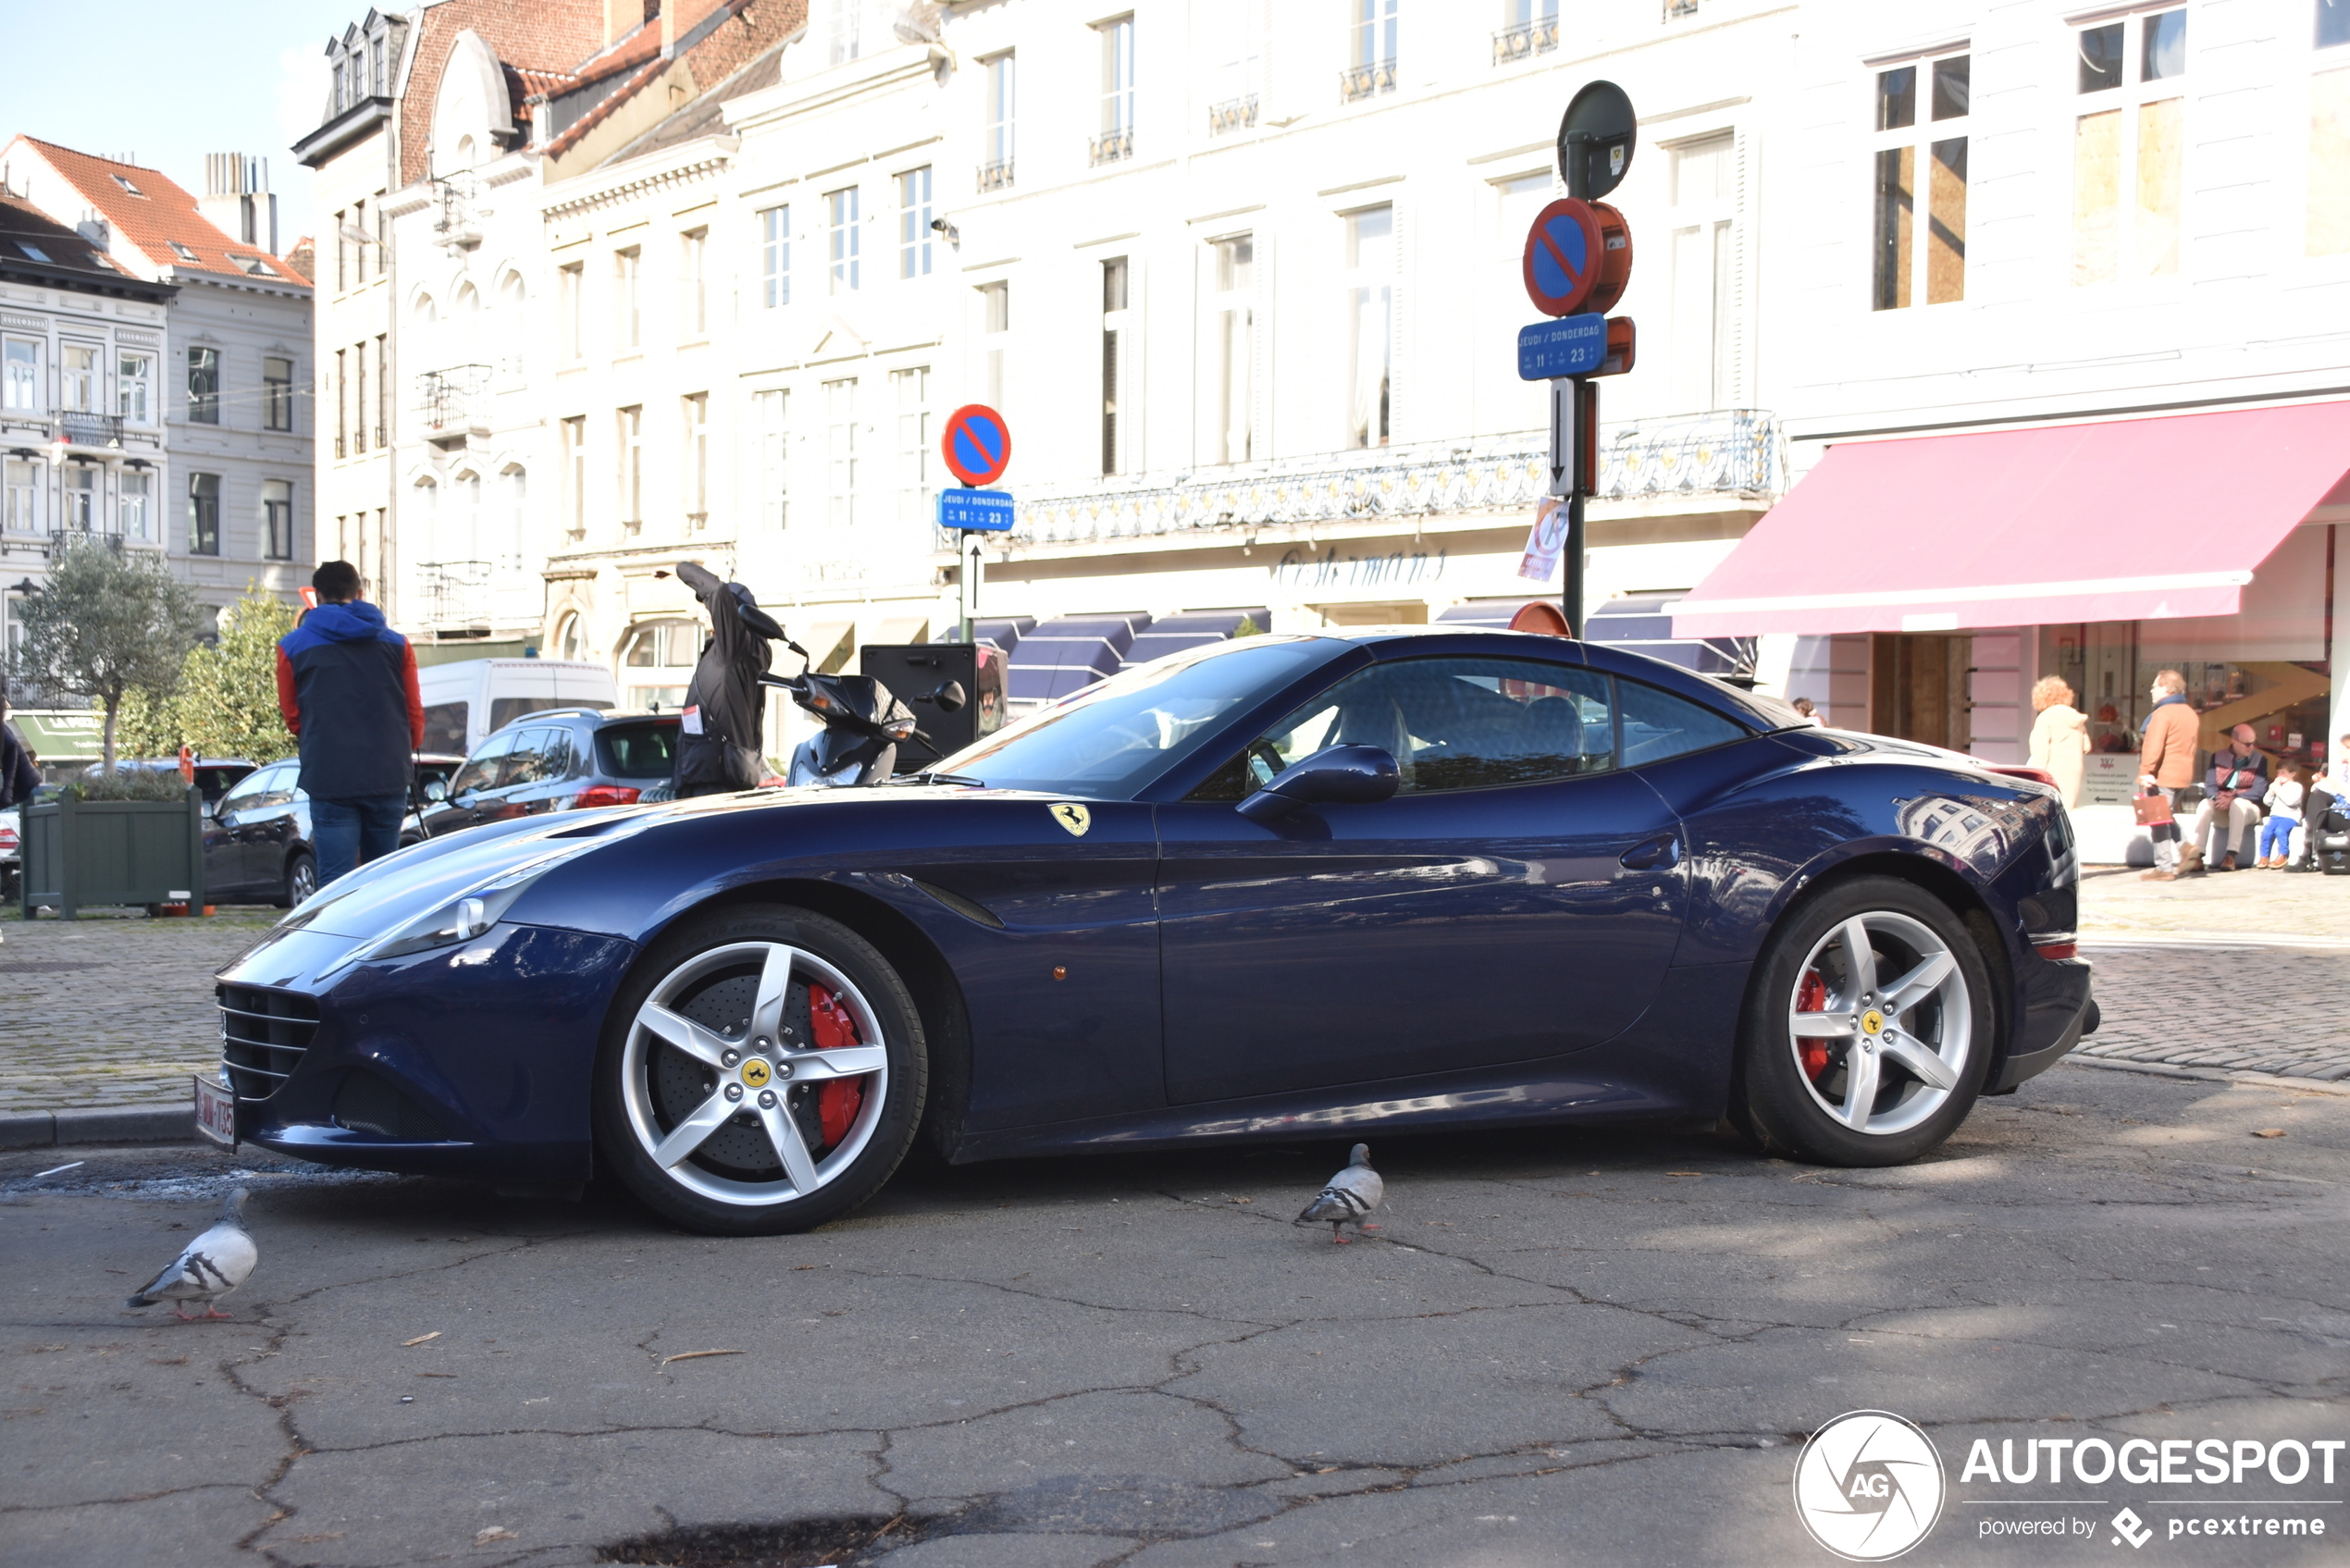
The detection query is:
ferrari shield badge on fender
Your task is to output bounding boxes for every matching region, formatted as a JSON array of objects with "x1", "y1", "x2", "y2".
[{"x1": 1048, "y1": 802, "x2": 1091, "y2": 837}]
